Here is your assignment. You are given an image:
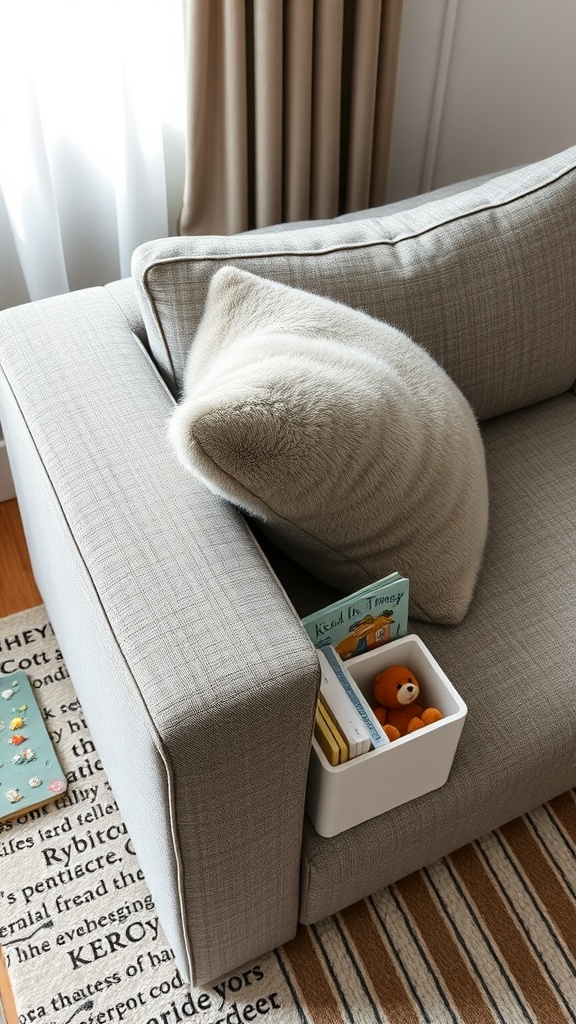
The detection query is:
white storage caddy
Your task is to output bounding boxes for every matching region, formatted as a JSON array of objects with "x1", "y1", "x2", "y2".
[{"x1": 306, "y1": 634, "x2": 467, "y2": 837}]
